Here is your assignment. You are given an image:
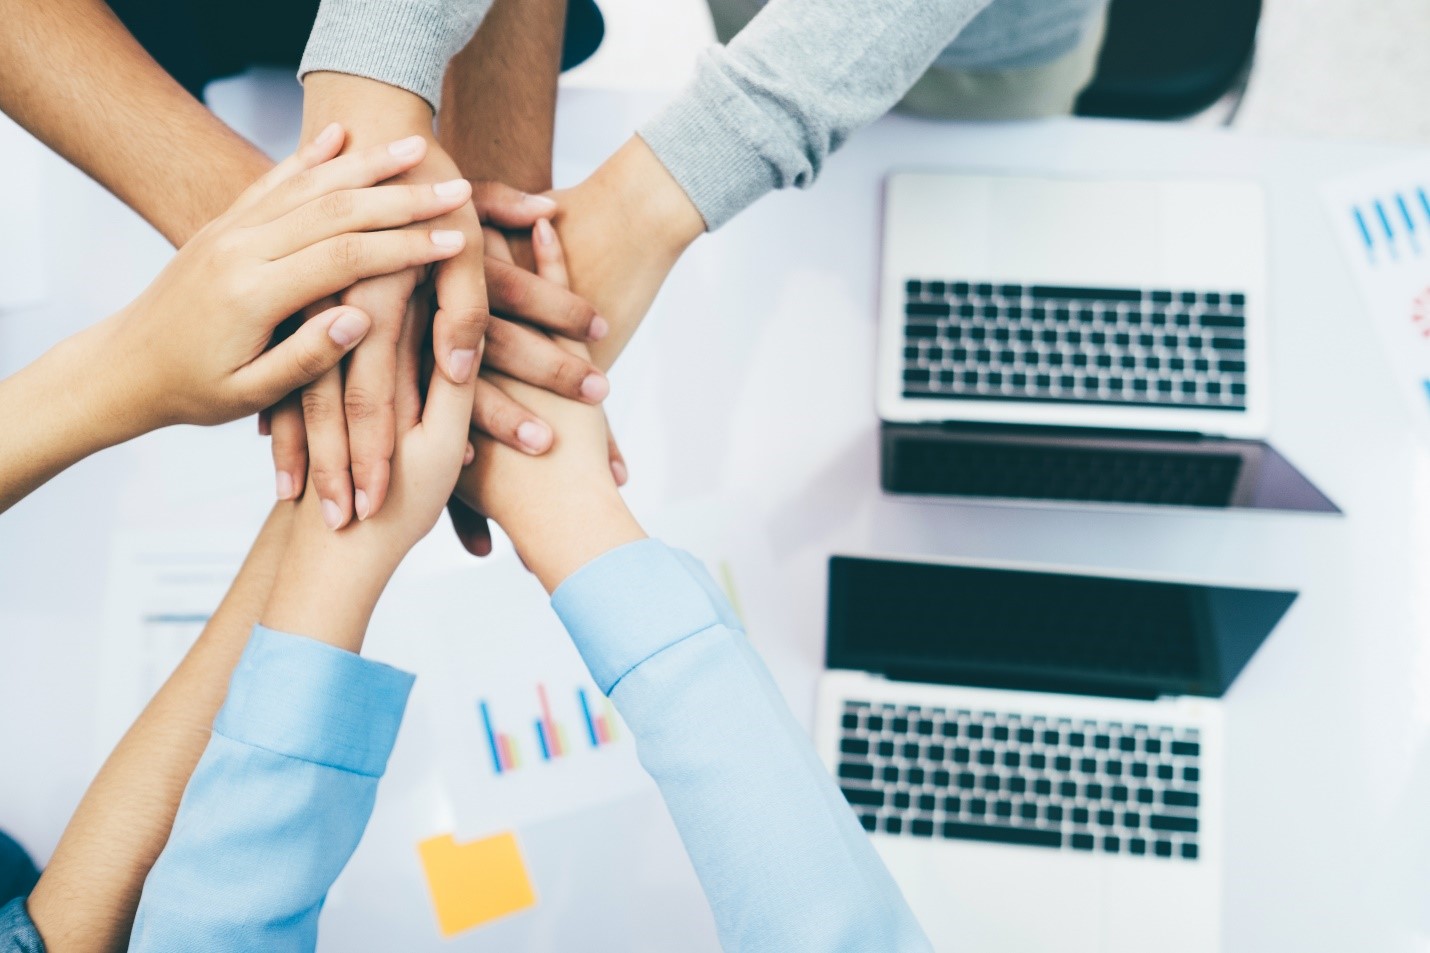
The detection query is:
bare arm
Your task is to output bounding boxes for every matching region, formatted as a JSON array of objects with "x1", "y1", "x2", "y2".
[
  {"x1": 439, "y1": 0, "x2": 568, "y2": 195},
  {"x1": 0, "y1": 0, "x2": 271, "y2": 245},
  {"x1": 26, "y1": 505, "x2": 295, "y2": 953}
]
